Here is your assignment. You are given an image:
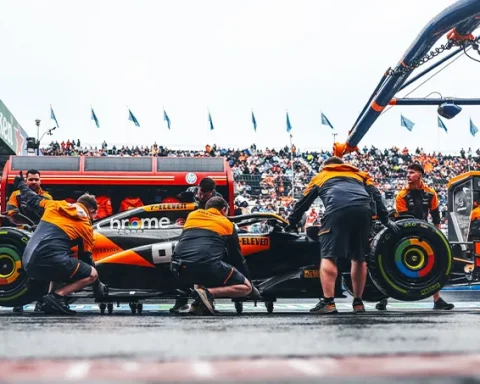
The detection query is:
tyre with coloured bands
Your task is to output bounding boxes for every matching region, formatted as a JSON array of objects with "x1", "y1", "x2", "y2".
[
  {"x1": 368, "y1": 219, "x2": 452, "y2": 301},
  {"x1": 0, "y1": 228, "x2": 48, "y2": 307}
]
